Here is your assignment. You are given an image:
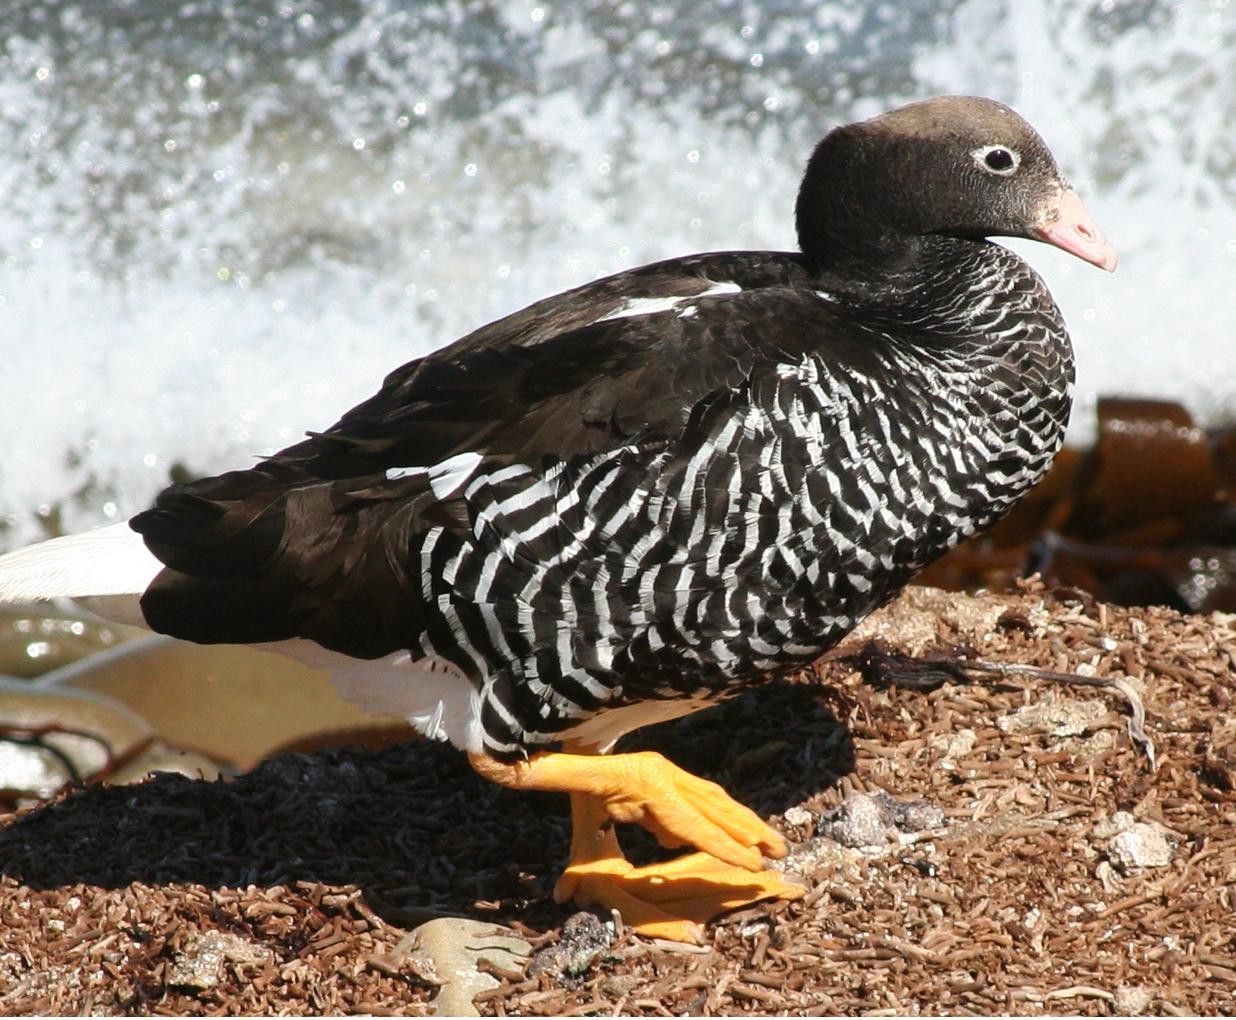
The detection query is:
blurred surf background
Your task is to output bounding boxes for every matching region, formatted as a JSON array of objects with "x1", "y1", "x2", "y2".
[{"x1": 1, "y1": 0, "x2": 1232, "y2": 546}]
